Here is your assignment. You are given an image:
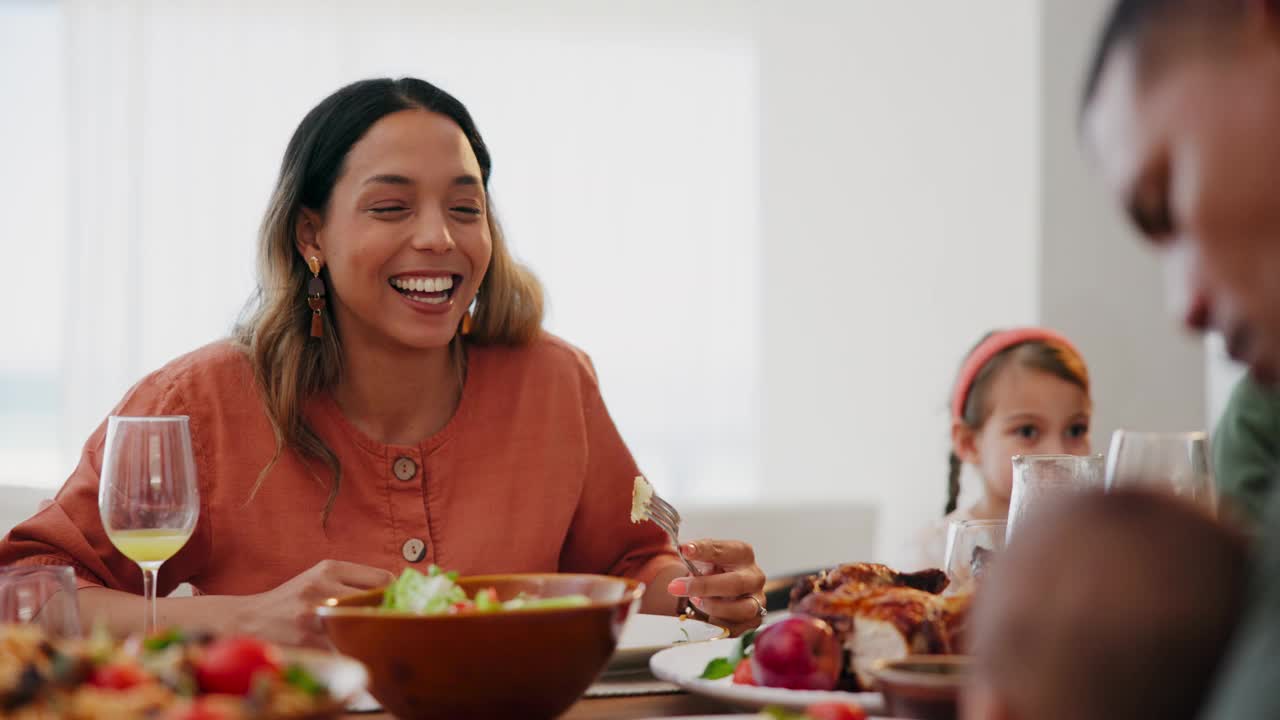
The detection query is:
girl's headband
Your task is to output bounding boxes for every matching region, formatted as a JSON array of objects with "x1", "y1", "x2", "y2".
[{"x1": 951, "y1": 327, "x2": 1082, "y2": 422}]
